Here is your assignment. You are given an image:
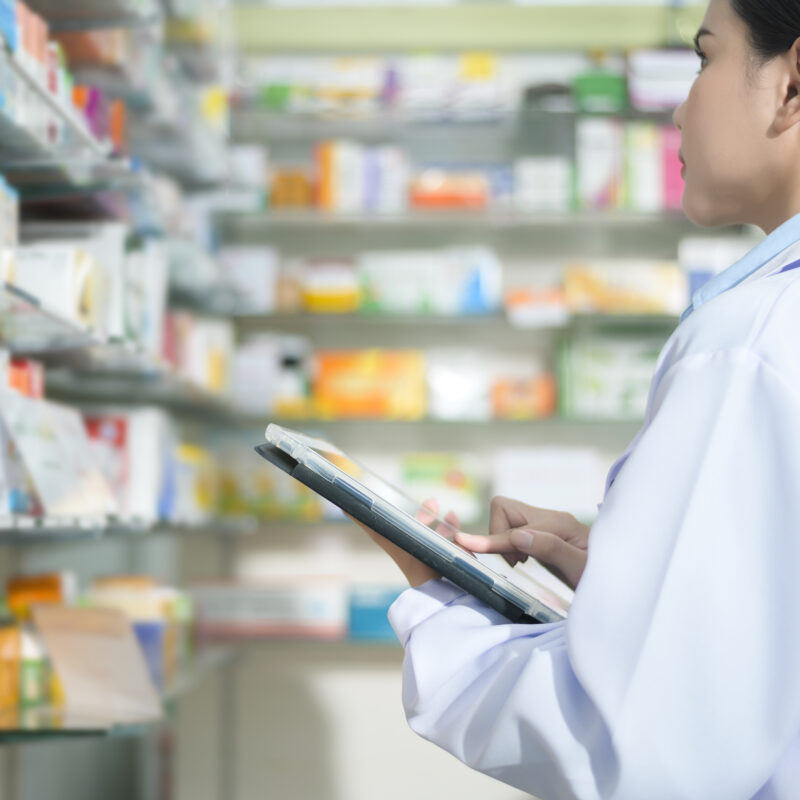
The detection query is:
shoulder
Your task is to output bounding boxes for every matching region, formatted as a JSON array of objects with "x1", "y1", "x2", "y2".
[{"x1": 659, "y1": 272, "x2": 800, "y2": 390}]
